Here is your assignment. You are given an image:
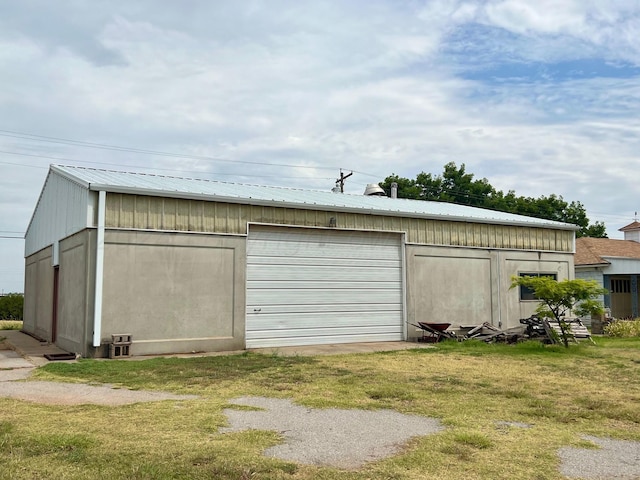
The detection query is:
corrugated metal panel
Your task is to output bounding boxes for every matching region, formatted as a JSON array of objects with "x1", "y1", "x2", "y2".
[
  {"x1": 52, "y1": 164, "x2": 575, "y2": 230},
  {"x1": 104, "y1": 193, "x2": 574, "y2": 252},
  {"x1": 246, "y1": 226, "x2": 404, "y2": 348},
  {"x1": 25, "y1": 170, "x2": 91, "y2": 257}
]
